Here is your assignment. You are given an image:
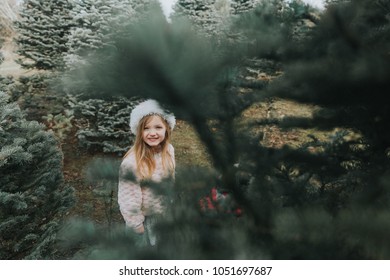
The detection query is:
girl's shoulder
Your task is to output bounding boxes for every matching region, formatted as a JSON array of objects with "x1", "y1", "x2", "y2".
[
  {"x1": 121, "y1": 150, "x2": 136, "y2": 169},
  {"x1": 119, "y1": 150, "x2": 139, "y2": 180}
]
